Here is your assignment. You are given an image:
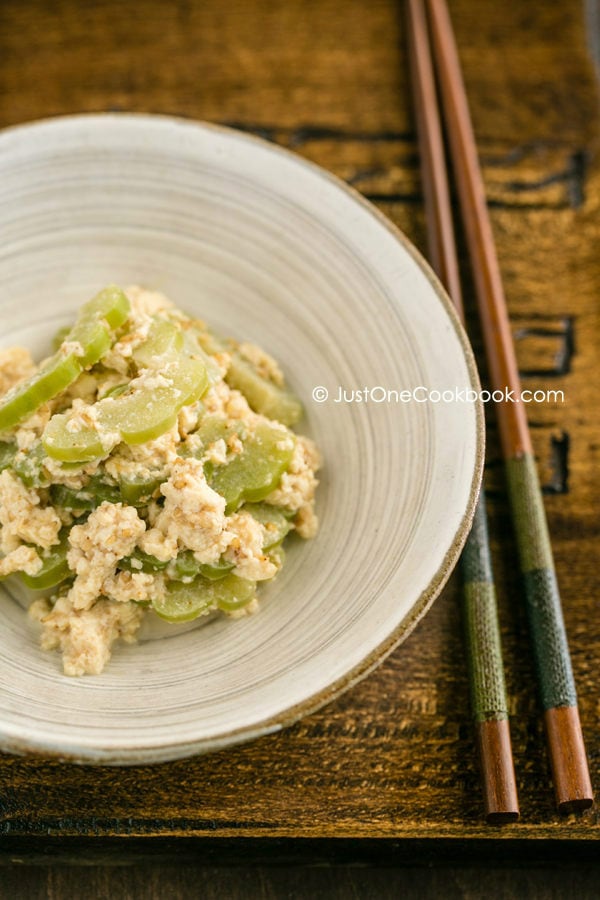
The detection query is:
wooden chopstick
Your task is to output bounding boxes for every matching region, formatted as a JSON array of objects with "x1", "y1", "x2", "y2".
[
  {"x1": 406, "y1": 0, "x2": 519, "y2": 823},
  {"x1": 423, "y1": 0, "x2": 594, "y2": 812}
]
